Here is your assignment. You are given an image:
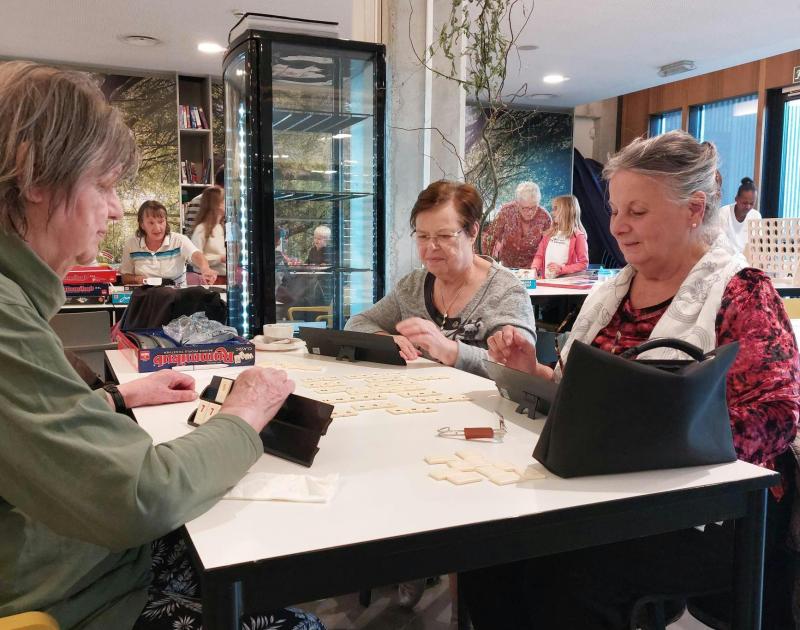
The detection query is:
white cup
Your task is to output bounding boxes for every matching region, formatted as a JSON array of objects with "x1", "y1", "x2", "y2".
[{"x1": 263, "y1": 323, "x2": 294, "y2": 341}]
